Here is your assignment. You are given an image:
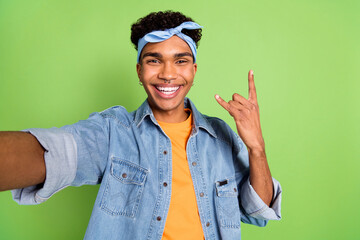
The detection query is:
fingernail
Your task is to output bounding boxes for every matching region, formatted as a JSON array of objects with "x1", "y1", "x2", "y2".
[
  {"x1": 215, "y1": 94, "x2": 219, "y2": 99},
  {"x1": 250, "y1": 70, "x2": 254, "y2": 76}
]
